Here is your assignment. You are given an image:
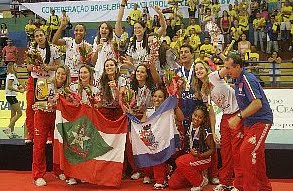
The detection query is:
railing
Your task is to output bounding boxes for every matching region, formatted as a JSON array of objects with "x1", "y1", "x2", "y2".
[{"x1": 244, "y1": 60, "x2": 293, "y2": 88}]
